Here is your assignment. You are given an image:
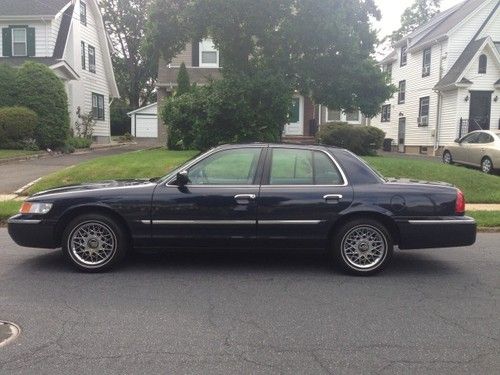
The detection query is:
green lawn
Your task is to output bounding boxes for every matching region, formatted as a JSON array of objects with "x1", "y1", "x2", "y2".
[
  {"x1": 0, "y1": 149, "x2": 41, "y2": 160},
  {"x1": 365, "y1": 156, "x2": 500, "y2": 203},
  {"x1": 0, "y1": 201, "x2": 22, "y2": 223}
]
